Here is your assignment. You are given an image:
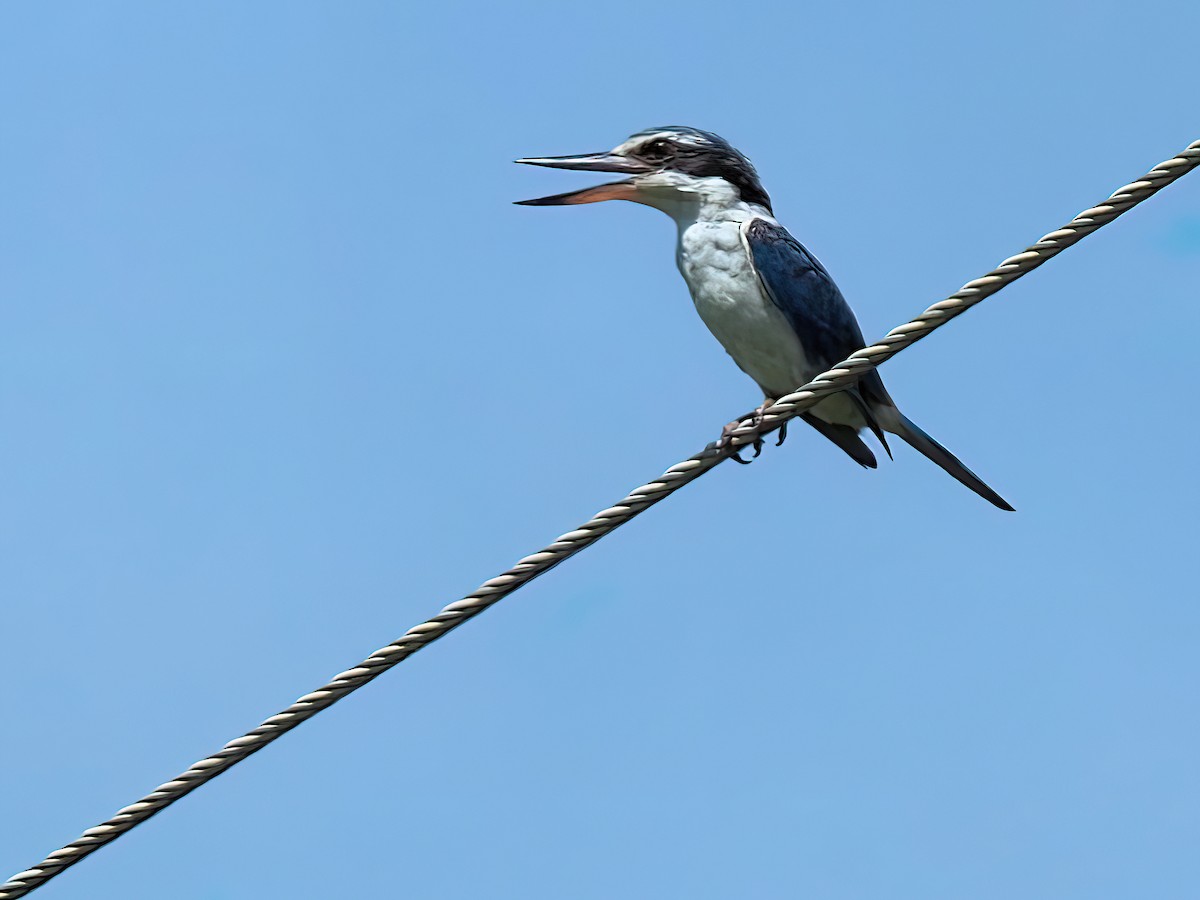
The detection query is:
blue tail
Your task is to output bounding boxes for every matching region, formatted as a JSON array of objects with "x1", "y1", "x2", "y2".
[{"x1": 892, "y1": 413, "x2": 1014, "y2": 511}]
